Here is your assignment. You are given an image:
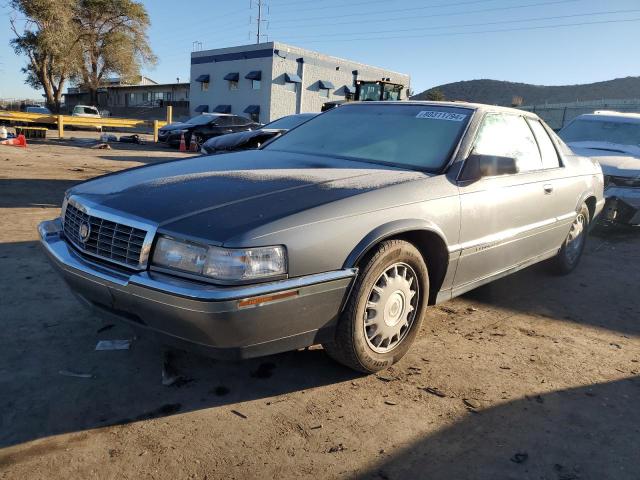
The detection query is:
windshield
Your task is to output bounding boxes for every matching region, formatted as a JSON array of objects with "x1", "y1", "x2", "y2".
[
  {"x1": 185, "y1": 114, "x2": 215, "y2": 126},
  {"x1": 265, "y1": 104, "x2": 472, "y2": 171},
  {"x1": 73, "y1": 106, "x2": 98, "y2": 115},
  {"x1": 264, "y1": 114, "x2": 315, "y2": 130},
  {"x1": 559, "y1": 118, "x2": 640, "y2": 147}
]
